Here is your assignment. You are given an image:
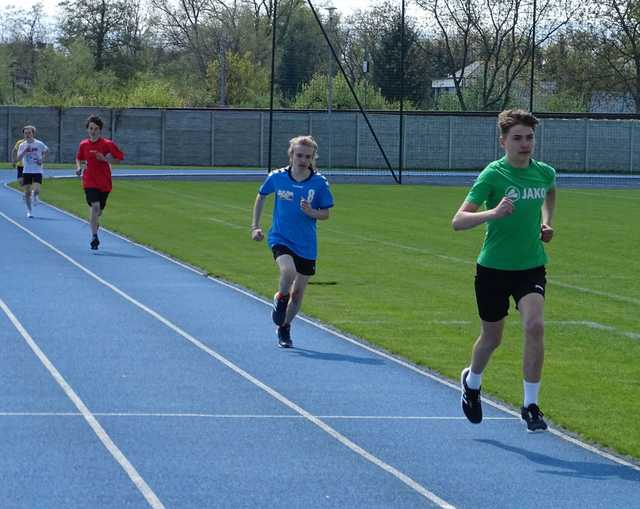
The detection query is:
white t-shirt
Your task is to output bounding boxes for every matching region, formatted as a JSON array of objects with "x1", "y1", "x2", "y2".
[{"x1": 18, "y1": 139, "x2": 49, "y2": 174}]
